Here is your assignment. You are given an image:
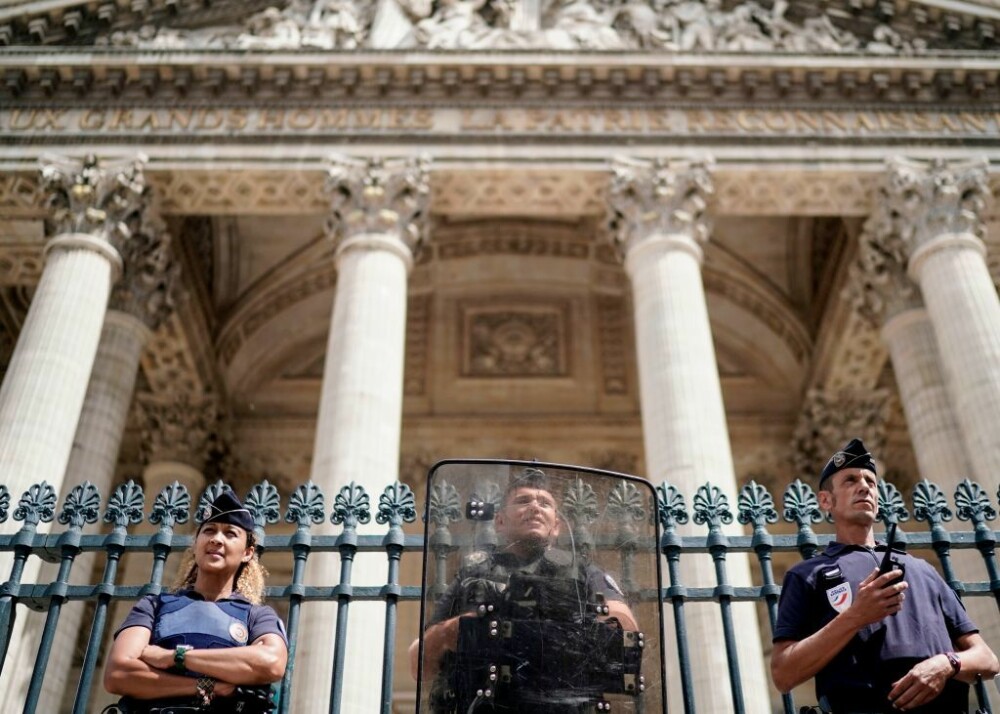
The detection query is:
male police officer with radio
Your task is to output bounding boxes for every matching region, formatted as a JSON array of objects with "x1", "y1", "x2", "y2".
[
  {"x1": 409, "y1": 467, "x2": 640, "y2": 712},
  {"x1": 771, "y1": 438, "x2": 998, "y2": 713}
]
